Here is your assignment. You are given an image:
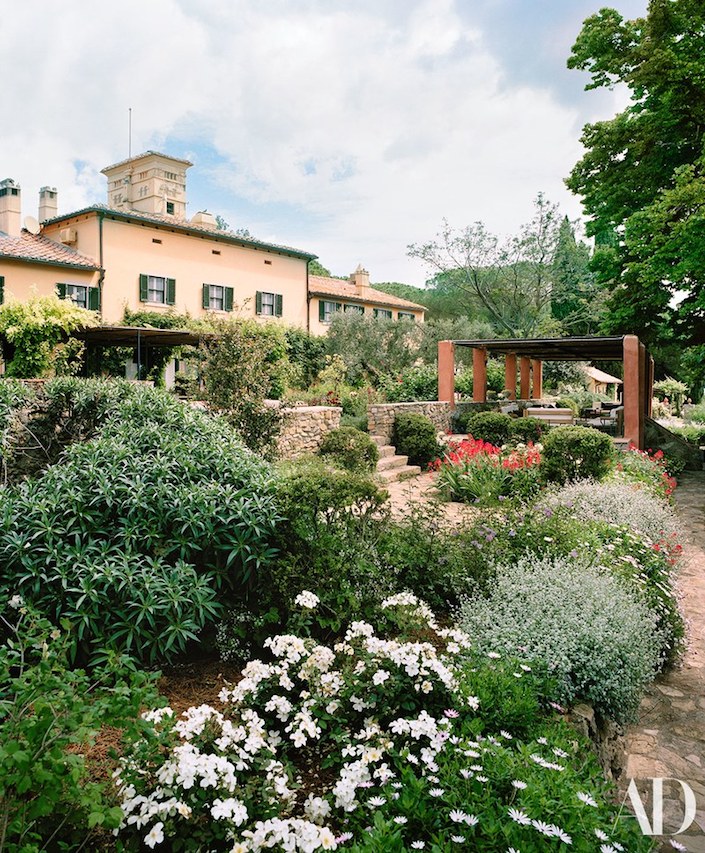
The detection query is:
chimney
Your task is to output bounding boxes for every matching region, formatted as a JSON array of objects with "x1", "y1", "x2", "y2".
[
  {"x1": 38, "y1": 186, "x2": 58, "y2": 223},
  {"x1": 0, "y1": 178, "x2": 21, "y2": 236},
  {"x1": 349, "y1": 264, "x2": 370, "y2": 295}
]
